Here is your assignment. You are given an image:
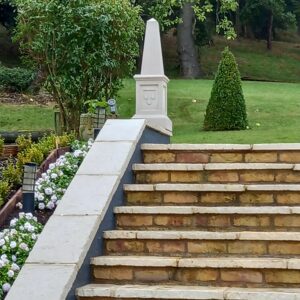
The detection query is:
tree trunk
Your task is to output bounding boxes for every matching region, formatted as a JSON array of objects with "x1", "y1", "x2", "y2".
[
  {"x1": 177, "y1": 2, "x2": 202, "y2": 78},
  {"x1": 267, "y1": 11, "x2": 273, "y2": 50}
]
